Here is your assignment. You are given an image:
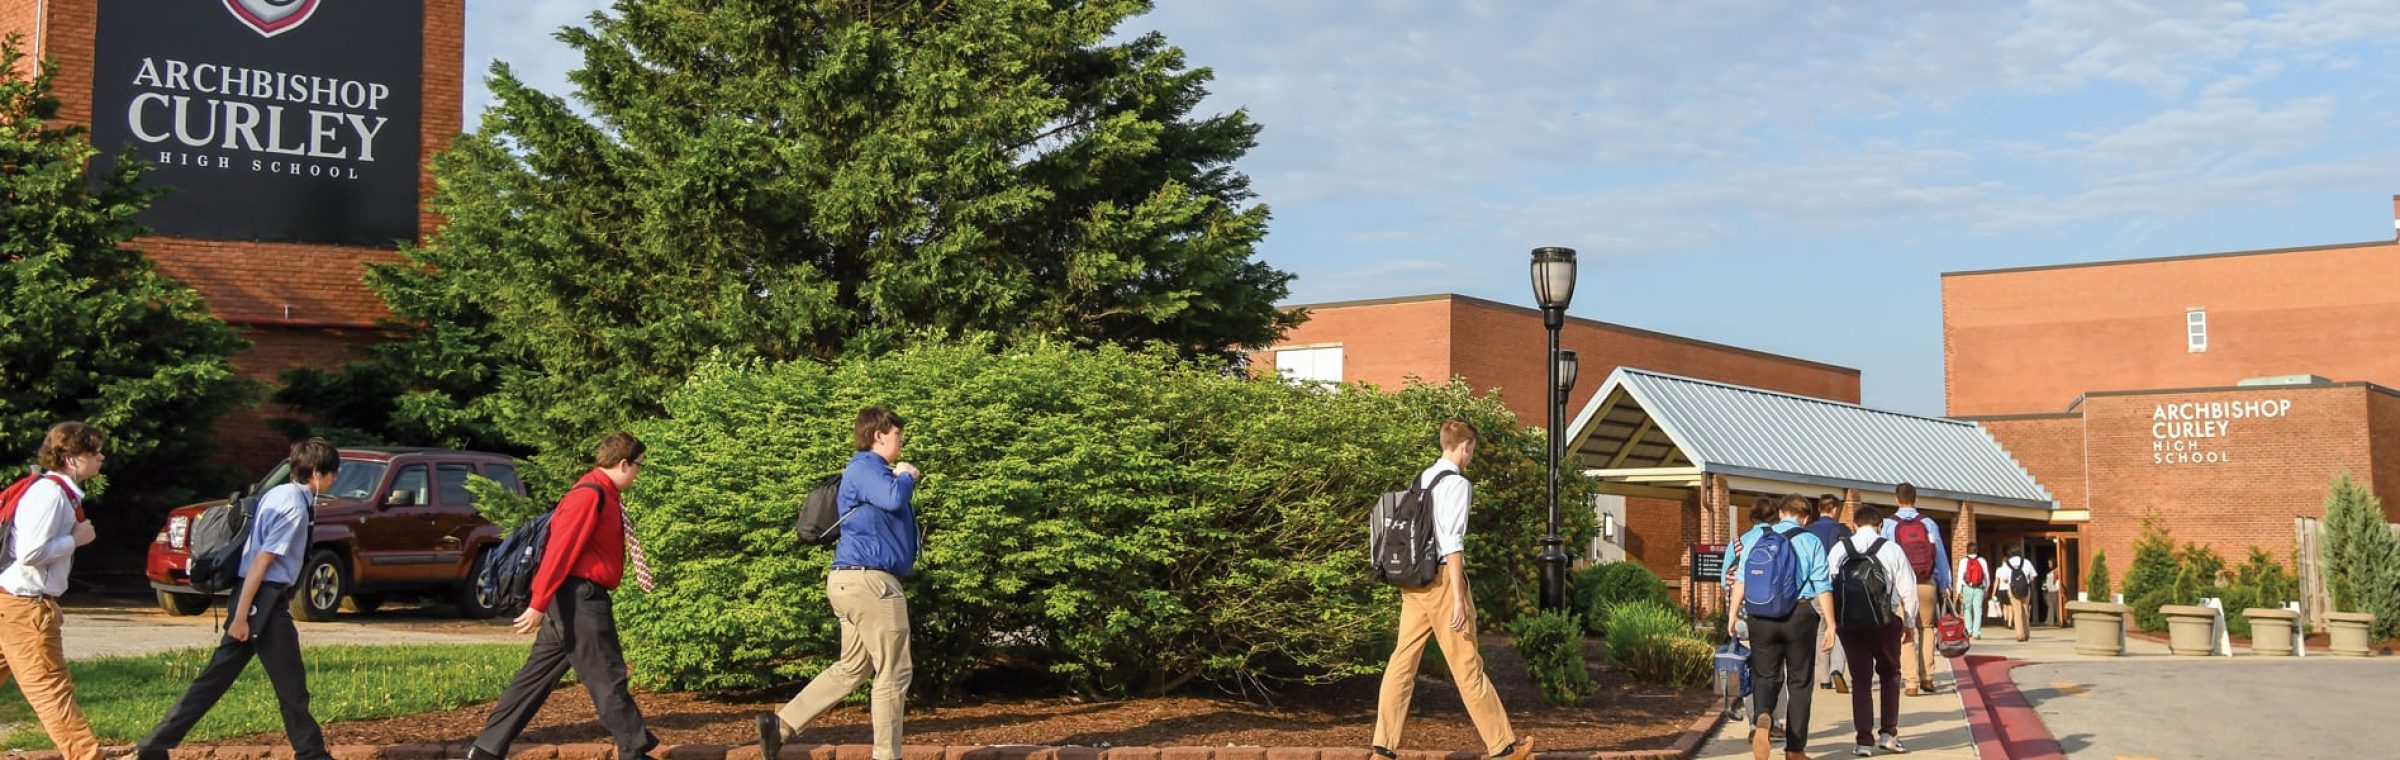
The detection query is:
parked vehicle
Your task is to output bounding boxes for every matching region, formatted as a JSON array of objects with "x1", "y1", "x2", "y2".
[{"x1": 147, "y1": 448, "x2": 529, "y2": 621}]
